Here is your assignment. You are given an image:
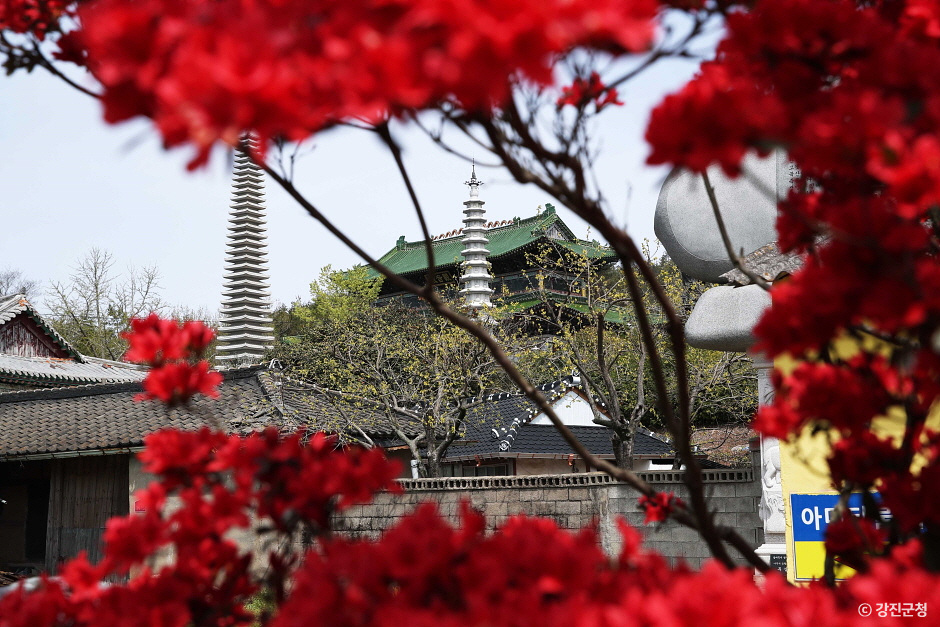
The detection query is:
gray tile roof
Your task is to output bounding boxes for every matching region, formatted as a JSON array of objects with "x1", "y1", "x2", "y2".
[
  {"x1": 0, "y1": 364, "x2": 674, "y2": 465},
  {"x1": 0, "y1": 367, "x2": 302, "y2": 460},
  {"x1": 1, "y1": 293, "x2": 149, "y2": 387},
  {"x1": 447, "y1": 389, "x2": 674, "y2": 462},
  {"x1": 0, "y1": 354, "x2": 147, "y2": 387}
]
